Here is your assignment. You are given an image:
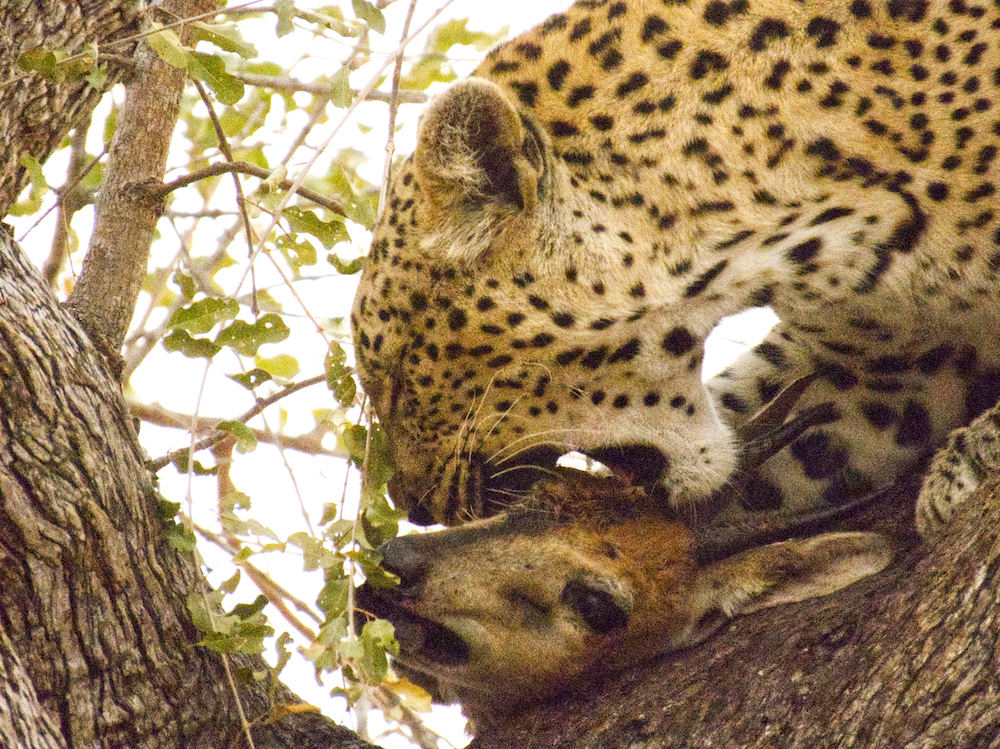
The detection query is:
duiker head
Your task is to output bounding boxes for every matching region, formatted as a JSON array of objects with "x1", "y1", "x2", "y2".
[{"x1": 356, "y1": 473, "x2": 891, "y2": 715}]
